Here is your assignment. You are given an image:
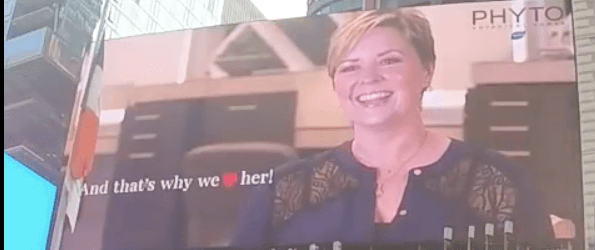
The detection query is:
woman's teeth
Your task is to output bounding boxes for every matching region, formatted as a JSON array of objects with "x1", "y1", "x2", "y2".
[{"x1": 356, "y1": 91, "x2": 393, "y2": 102}]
